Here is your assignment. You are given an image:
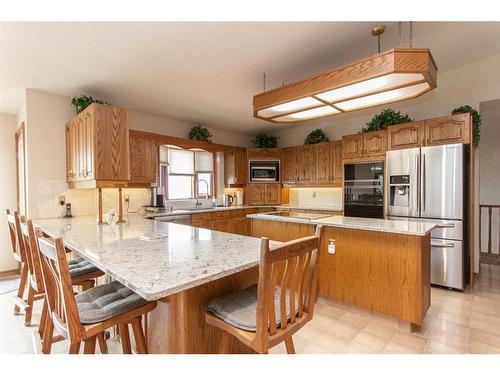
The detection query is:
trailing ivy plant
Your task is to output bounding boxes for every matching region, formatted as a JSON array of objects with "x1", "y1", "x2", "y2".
[
  {"x1": 362, "y1": 108, "x2": 413, "y2": 133},
  {"x1": 251, "y1": 133, "x2": 278, "y2": 148},
  {"x1": 71, "y1": 95, "x2": 108, "y2": 114},
  {"x1": 451, "y1": 105, "x2": 481, "y2": 148},
  {"x1": 188, "y1": 125, "x2": 212, "y2": 143},
  {"x1": 304, "y1": 128, "x2": 330, "y2": 145}
]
